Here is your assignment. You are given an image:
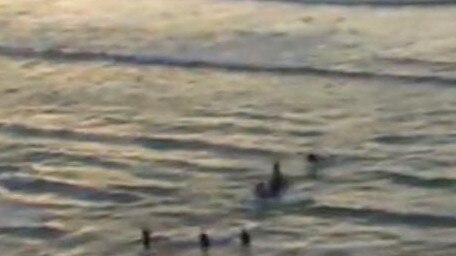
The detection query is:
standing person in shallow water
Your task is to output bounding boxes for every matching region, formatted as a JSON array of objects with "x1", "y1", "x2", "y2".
[
  {"x1": 268, "y1": 160, "x2": 288, "y2": 197},
  {"x1": 141, "y1": 228, "x2": 151, "y2": 250},
  {"x1": 199, "y1": 228, "x2": 210, "y2": 251},
  {"x1": 240, "y1": 228, "x2": 251, "y2": 246}
]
